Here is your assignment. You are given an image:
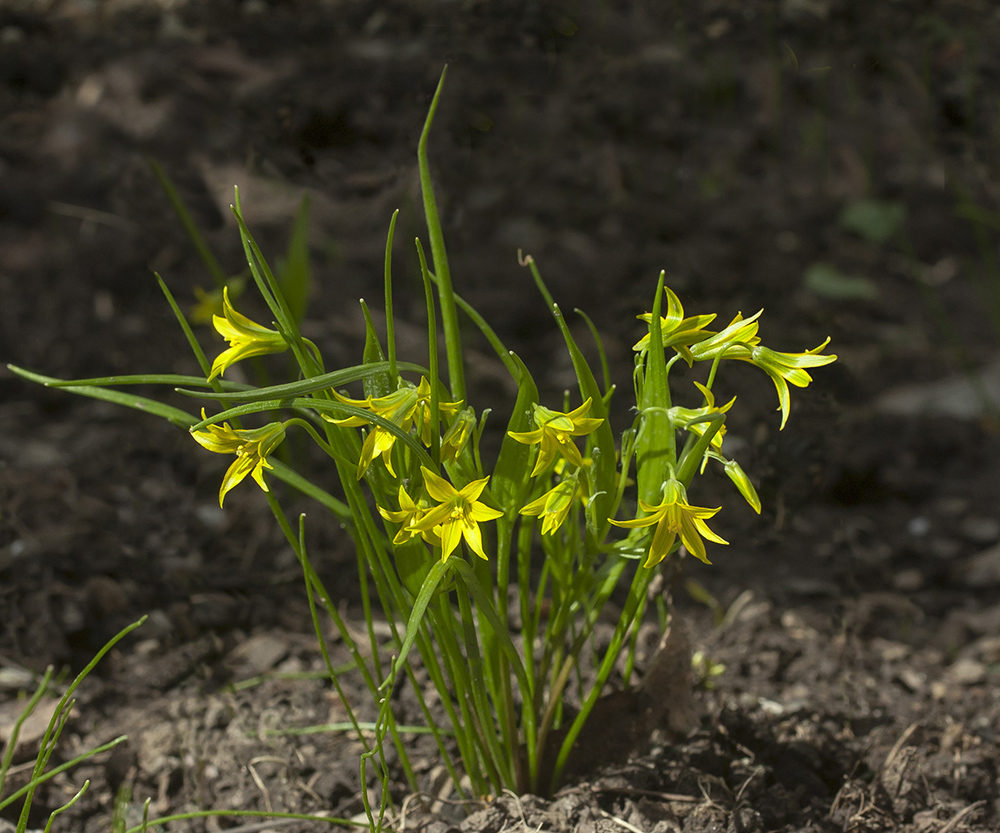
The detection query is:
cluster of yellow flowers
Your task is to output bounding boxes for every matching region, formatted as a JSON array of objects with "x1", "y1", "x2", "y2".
[{"x1": 191, "y1": 286, "x2": 835, "y2": 568}]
